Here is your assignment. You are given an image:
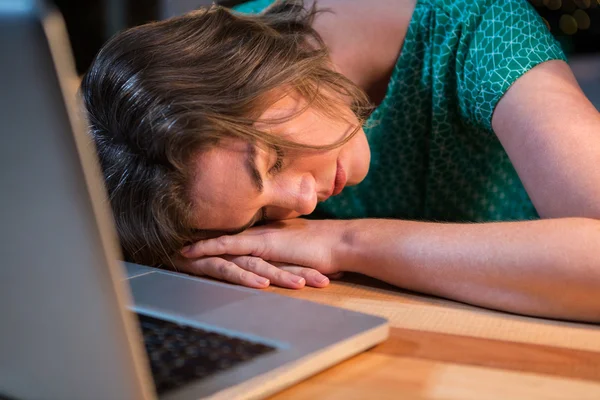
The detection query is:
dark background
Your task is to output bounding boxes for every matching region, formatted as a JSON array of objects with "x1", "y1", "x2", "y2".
[
  {"x1": 53, "y1": 0, "x2": 245, "y2": 74},
  {"x1": 53, "y1": 0, "x2": 600, "y2": 75}
]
